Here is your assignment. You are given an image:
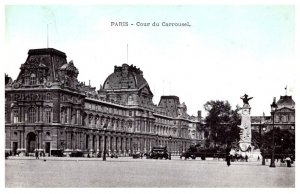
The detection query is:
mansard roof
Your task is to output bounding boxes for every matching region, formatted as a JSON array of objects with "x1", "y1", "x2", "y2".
[
  {"x1": 17, "y1": 48, "x2": 68, "y2": 82},
  {"x1": 276, "y1": 95, "x2": 295, "y2": 110}
]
